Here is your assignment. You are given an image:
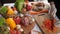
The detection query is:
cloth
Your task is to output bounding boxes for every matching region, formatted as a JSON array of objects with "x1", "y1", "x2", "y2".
[
  {"x1": 34, "y1": 0, "x2": 48, "y2": 3},
  {"x1": 32, "y1": 24, "x2": 41, "y2": 32},
  {"x1": 48, "y1": 0, "x2": 60, "y2": 19},
  {"x1": 49, "y1": 2, "x2": 59, "y2": 20}
]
